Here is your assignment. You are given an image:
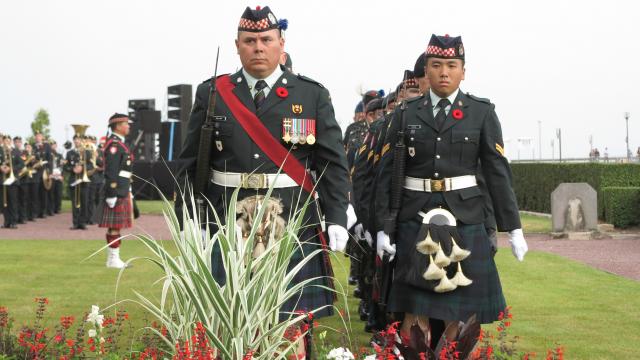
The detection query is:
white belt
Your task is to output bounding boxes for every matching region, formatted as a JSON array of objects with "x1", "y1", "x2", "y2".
[
  {"x1": 211, "y1": 169, "x2": 298, "y2": 189},
  {"x1": 404, "y1": 175, "x2": 477, "y2": 192},
  {"x1": 119, "y1": 170, "x2": 132, "y2": 179}
]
